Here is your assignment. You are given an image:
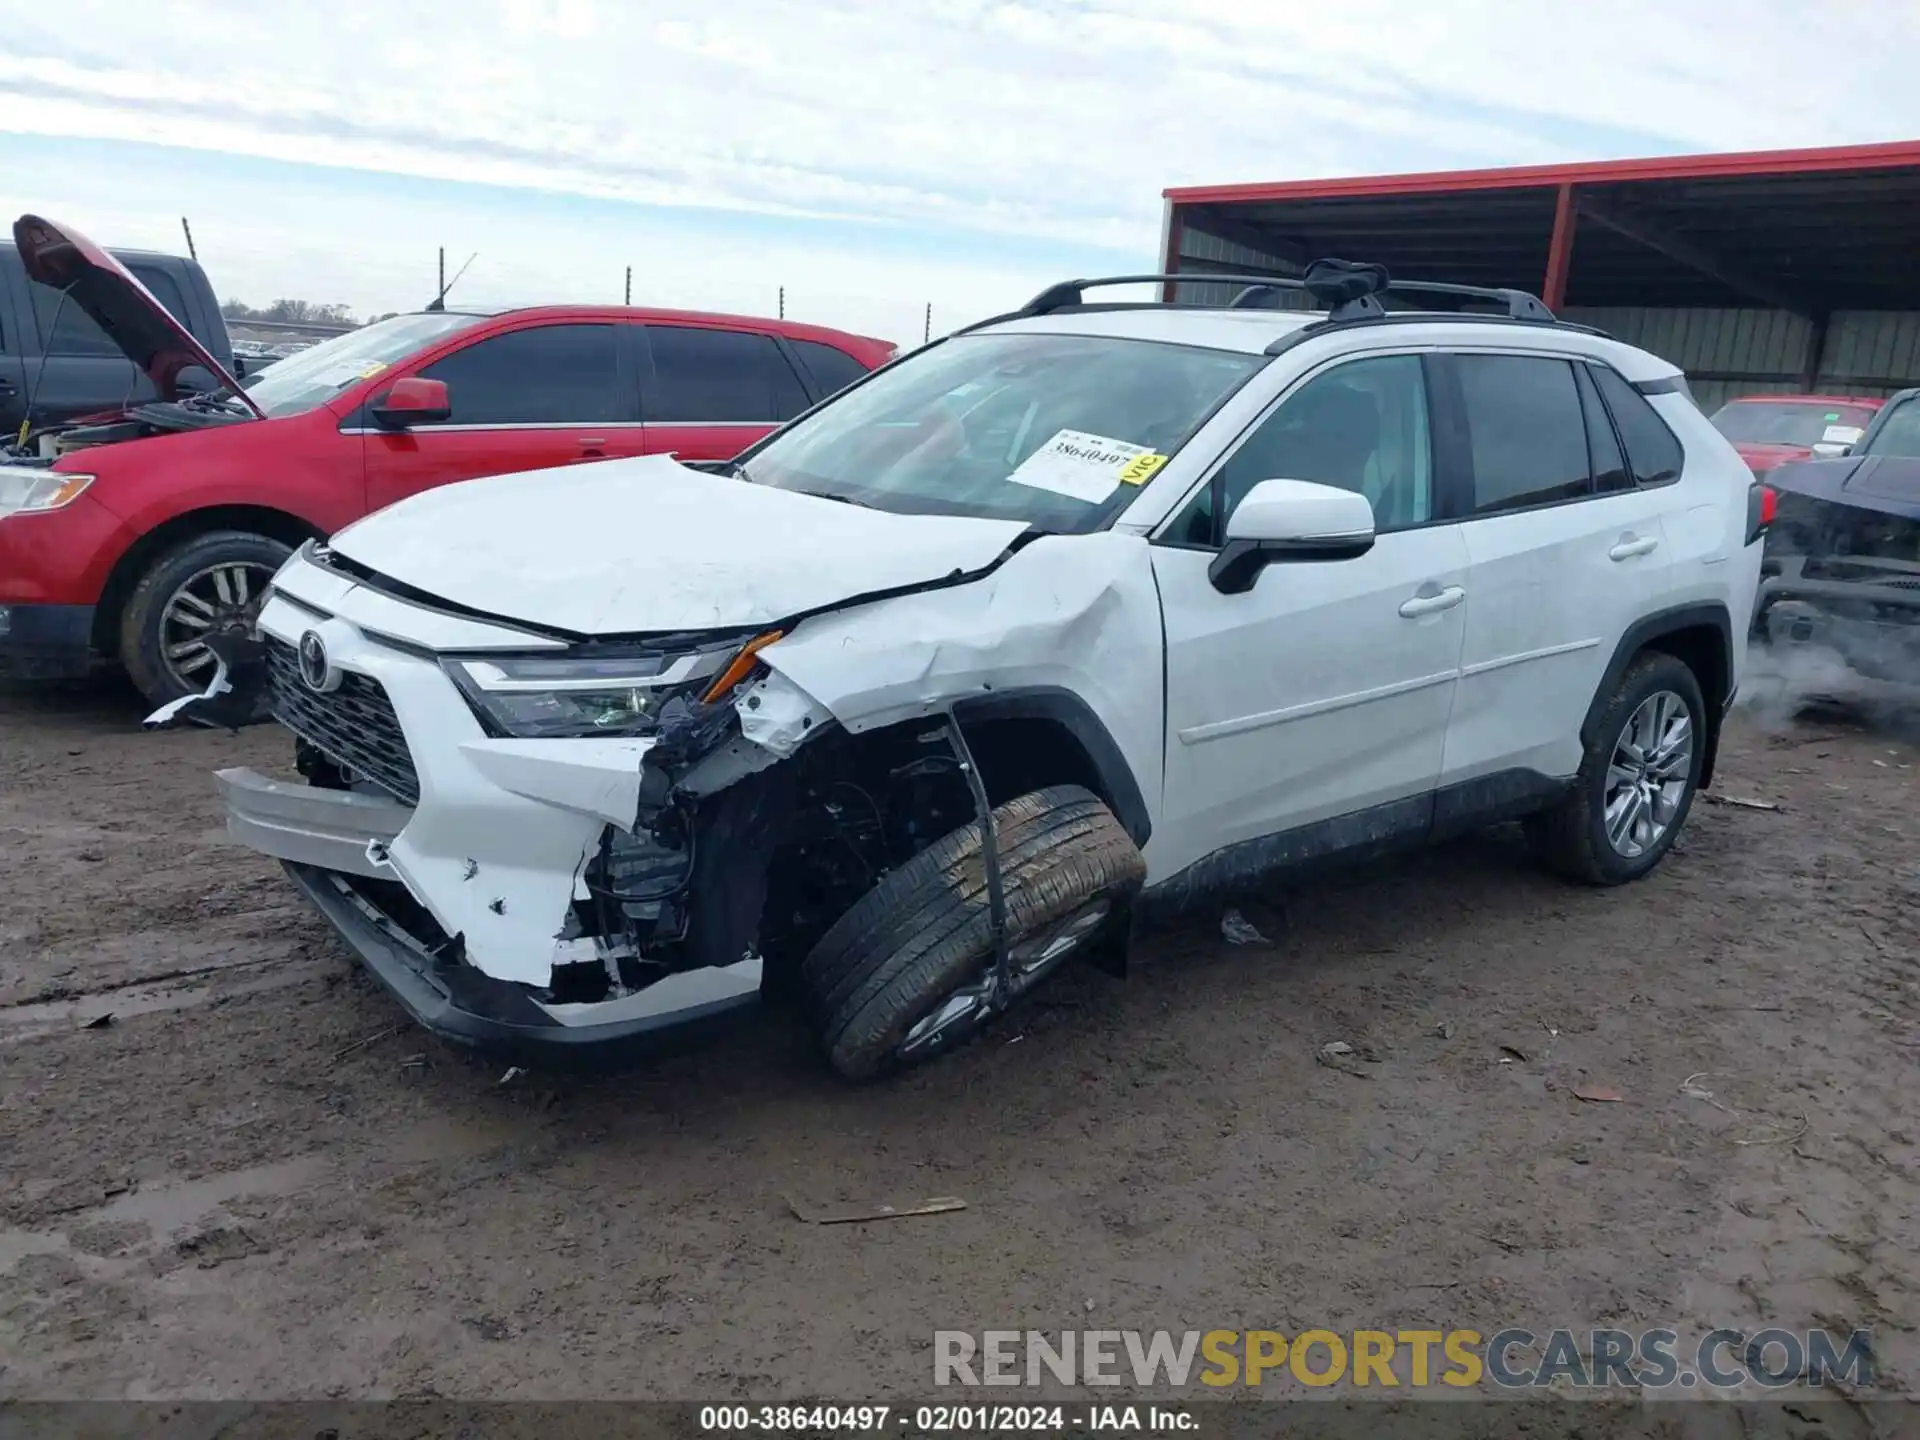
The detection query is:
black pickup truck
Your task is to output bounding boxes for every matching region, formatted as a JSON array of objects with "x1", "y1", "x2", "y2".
[
  {"x1": 0, "y1": 242, "x2": 234, "y2": 441},
  {"x1": 1754, "y1": 387, "x2": 1920, "y2": 687}
]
